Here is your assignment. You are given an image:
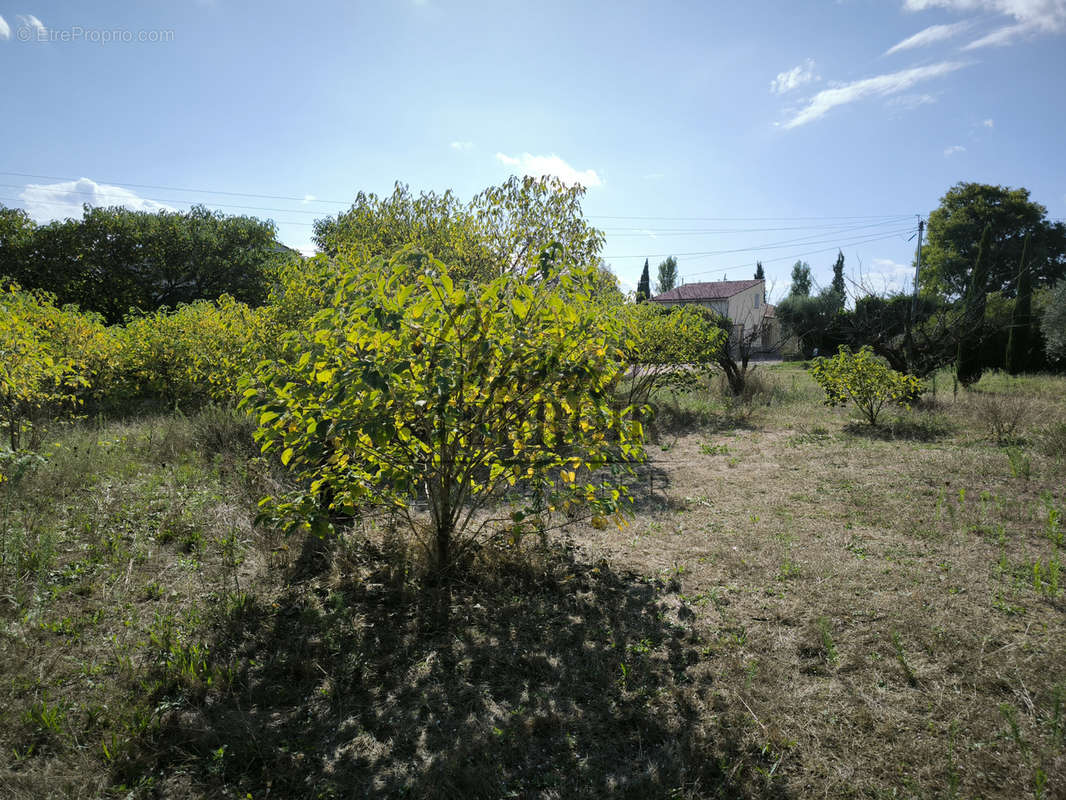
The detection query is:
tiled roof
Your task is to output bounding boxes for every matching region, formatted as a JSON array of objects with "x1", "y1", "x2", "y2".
[{"x1": 651, "y1": 279, "x2": 764, "y2": 302}]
